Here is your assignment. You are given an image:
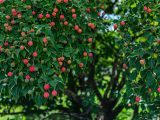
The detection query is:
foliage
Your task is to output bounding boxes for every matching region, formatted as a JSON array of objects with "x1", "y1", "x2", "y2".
[
  {"x1": 0, "y1": 0, "x2": 100, "y2": 106},
  {"x1": 116, "y1": 0, "x2": 160, "y2": 119}
]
